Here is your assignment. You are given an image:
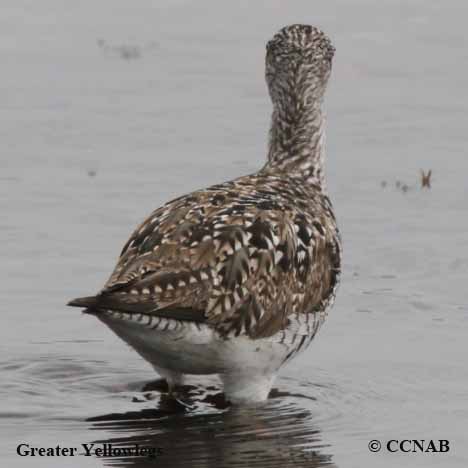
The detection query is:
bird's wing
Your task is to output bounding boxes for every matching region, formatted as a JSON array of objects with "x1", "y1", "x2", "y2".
[
  {"x1": 199, "y1": 208, "x2": 341, "y2": 339},
  {"x1": 69, "y1": 180, "x2": 341, "y2": 339}
]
